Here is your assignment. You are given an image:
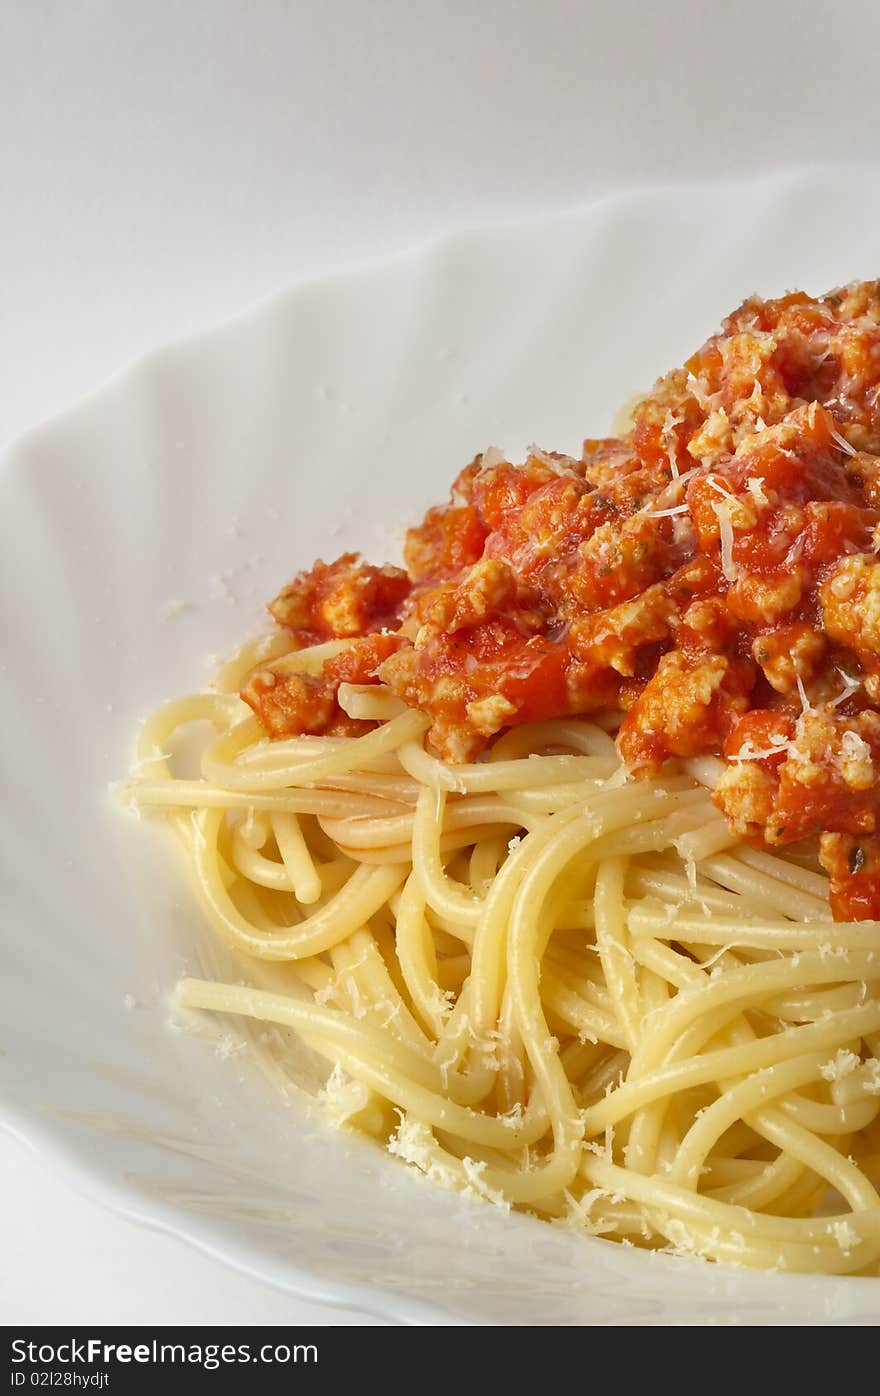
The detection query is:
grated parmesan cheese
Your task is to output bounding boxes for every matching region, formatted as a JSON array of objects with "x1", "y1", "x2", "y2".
[
  {"x1": 830, "y1": 667, "x2": 863, "y2": 706},
  {"x1": 319, "y1": 1063, "x2": 372, "y2": 1128},
  {"x1": 733, "y1": 737, "x2": 792, "y2": 763},
  {"x1": 745, "y1": 476, "x2": 770, "y2": 508},
  {"x1": 796, "y1": 673, "x2": 813, "y2": 715},
  {"x1": 863, "y1": 1059, "x2": 880, "y2": 1095},
  {"x1": 461, "y1": 1157, "x2": 511, "y2": 1210},
  {"x1": 819, "y1": 1048, "x2": 861, "y2": 1083},
  {"x1": 706, "y1": 477, "x2": 739, "y2": 505},
  {"x1": 645, "y1": 502, "x2": 690, "y2": 519},
  {"x1": 710, "y1": 500, "x2": 739, "y2": 582},
  {"x1": 829, "y1": 424, "x2": 858, "y2": 458},
  {"x1": 828, "y1": 1219, "x2": 860, "y2": 1252}
]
